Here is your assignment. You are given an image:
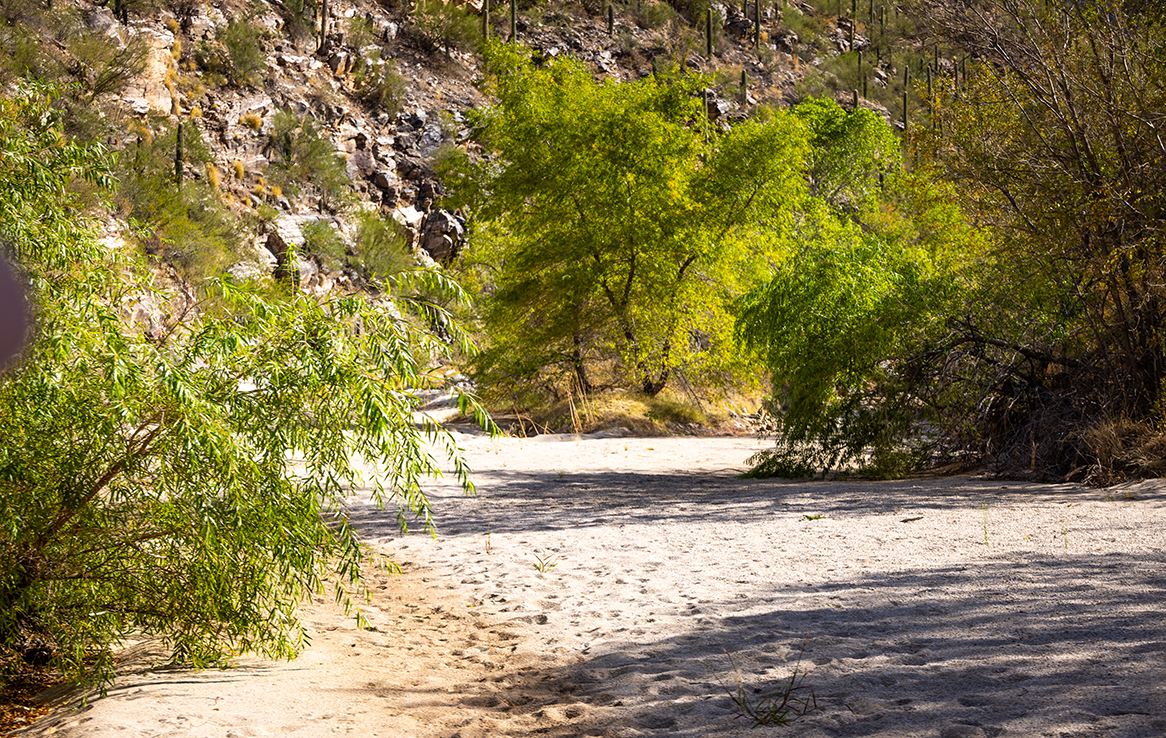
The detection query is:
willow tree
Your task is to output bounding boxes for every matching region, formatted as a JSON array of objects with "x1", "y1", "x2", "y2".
[
  {"x1": 737, "y1": 98, "x2": 978, "y2": 477},
  {"x1": 451, "y1": 42, "x2": 808, "y2": 400},
  {"x1": 0, "y1": 85, "x2": 489, "y2": 687}
]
